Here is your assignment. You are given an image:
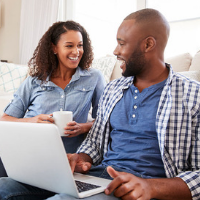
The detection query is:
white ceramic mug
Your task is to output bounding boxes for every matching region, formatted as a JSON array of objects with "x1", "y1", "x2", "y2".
[{"x1": 52, "y1": 111, "x2": 73, "y2": 136}]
